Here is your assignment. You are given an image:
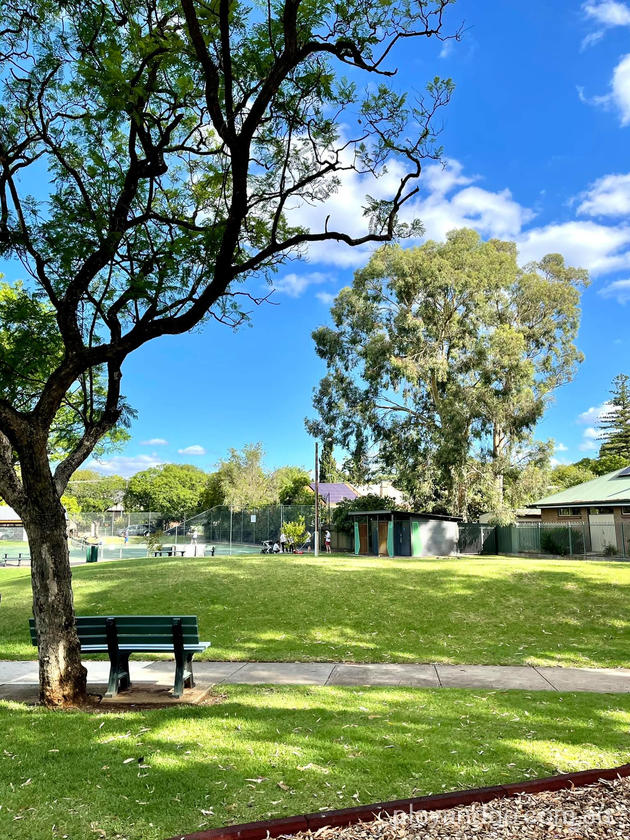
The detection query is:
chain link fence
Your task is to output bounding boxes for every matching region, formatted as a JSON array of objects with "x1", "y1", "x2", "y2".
[{"x1": 185, "y1": 504, "x2": 317, "y2": 548}]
